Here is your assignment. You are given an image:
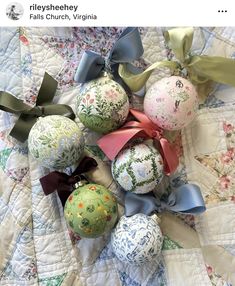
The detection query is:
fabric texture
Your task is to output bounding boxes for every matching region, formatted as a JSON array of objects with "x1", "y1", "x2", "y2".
[{"x1": 0, "y1": 26, "x2": 235, "y2": 286}]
